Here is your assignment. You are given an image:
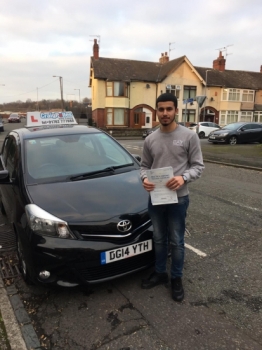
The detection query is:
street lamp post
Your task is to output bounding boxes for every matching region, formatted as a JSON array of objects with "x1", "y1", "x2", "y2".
[
  {"x1": 203, "y1": 70, "x2": 211, "y2": 122},
  {"x1": 74, "y1": 89, "x2": 81, "y2": 121},
  {"x1": 53, "y1": 76, "x2": 64, "y2": 111},
  {"x1": 74, "y1": 89, "x2": 81, "y2": 104}
]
